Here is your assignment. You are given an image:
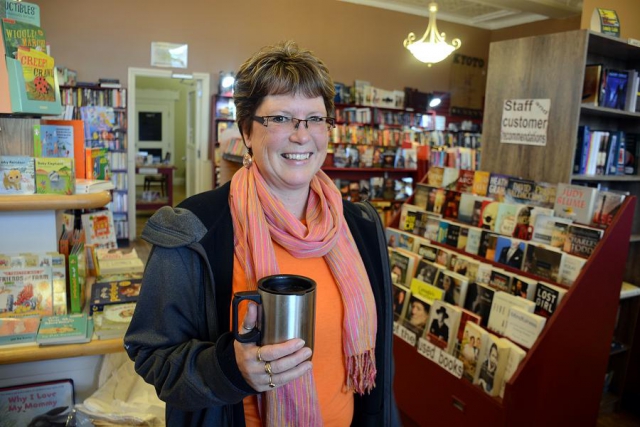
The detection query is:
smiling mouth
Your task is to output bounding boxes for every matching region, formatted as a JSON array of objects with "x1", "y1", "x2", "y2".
[{"x1": 282, "y1": 153, "x2": 311, "y2": 161}]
